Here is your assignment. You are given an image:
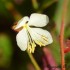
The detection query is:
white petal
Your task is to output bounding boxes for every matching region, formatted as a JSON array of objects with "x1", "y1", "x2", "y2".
[
  {"x1": 16, "y1": 29, "x2": 28, "y2": 51},
  {"x1": 28, "y1": 13, "x2": 49, "y2": 27},
  {"x1": 29, "y1": 28, "x2": 53, "y2": 46},
  {"x1": 15, "y1": 16, "x2": 29, "y2": 29}
]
